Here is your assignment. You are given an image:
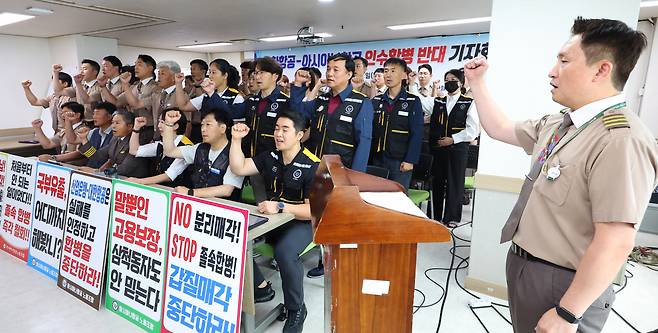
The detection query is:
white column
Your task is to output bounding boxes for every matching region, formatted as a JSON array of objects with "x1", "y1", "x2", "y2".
[{"x1": 466, "y1": 0, "x2": 641, "y2": 298}]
